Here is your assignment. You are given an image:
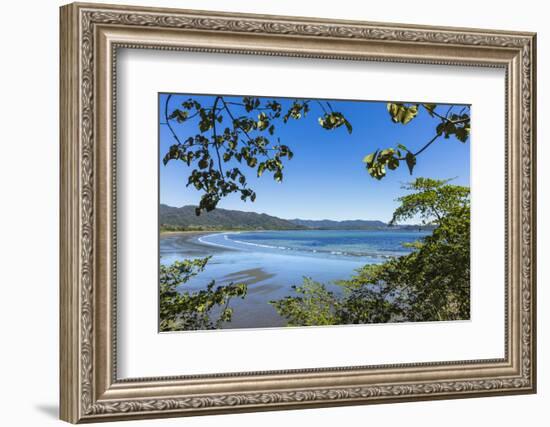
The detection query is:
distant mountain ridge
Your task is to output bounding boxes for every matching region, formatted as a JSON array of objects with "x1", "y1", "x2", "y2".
[
  {"x1": 159, "y1": 204, "x2": 303, "y2": 231},
  {"x1": 160, "y1": 204, "x2": 430, "y2": 231},
  {"x1": 290, "y1": 218, "x2": 387, "y2": 230}
]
